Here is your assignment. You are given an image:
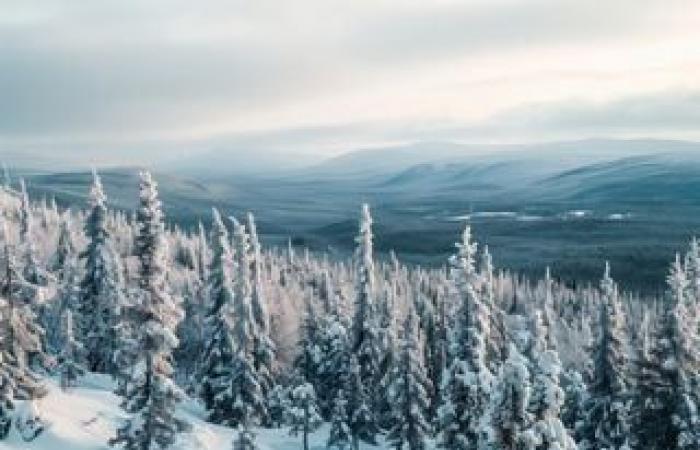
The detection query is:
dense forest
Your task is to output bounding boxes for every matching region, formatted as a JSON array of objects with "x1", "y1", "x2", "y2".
[{"x1": 0, "y1": 169, "x2": 697, "y2": 450}]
